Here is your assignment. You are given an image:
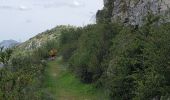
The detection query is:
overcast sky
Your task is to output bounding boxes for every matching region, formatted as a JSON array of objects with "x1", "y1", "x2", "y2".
[{"x1": 0, "y1": 0, "x2": 103, "y2": 42}]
